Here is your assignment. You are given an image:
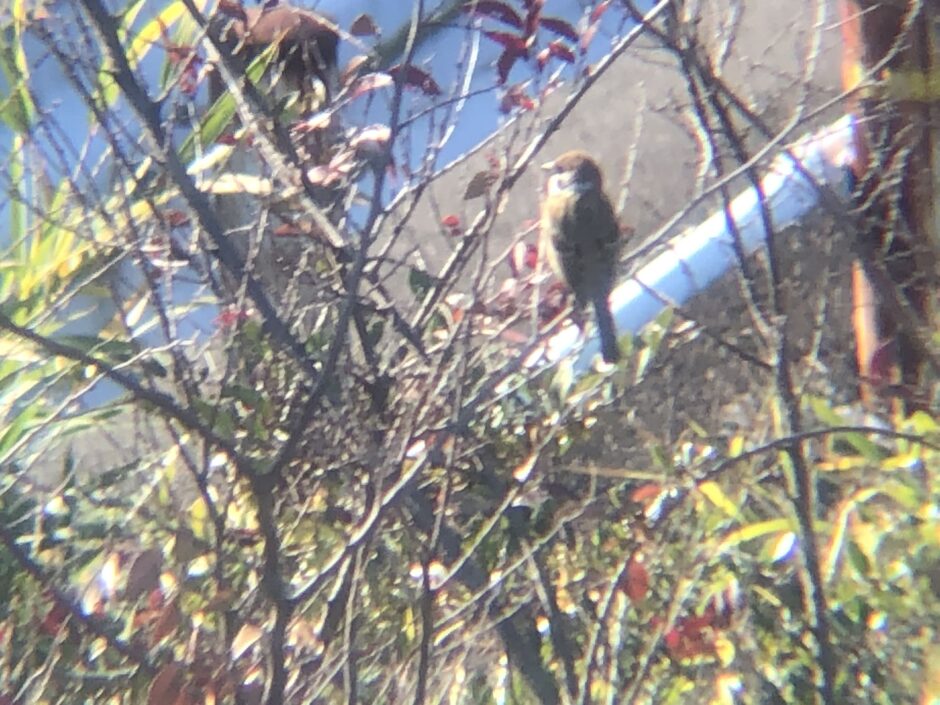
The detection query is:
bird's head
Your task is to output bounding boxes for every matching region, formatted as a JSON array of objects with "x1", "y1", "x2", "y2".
[{"x1": 541, "y1": 151, "x2": 604, "y2": 197}]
